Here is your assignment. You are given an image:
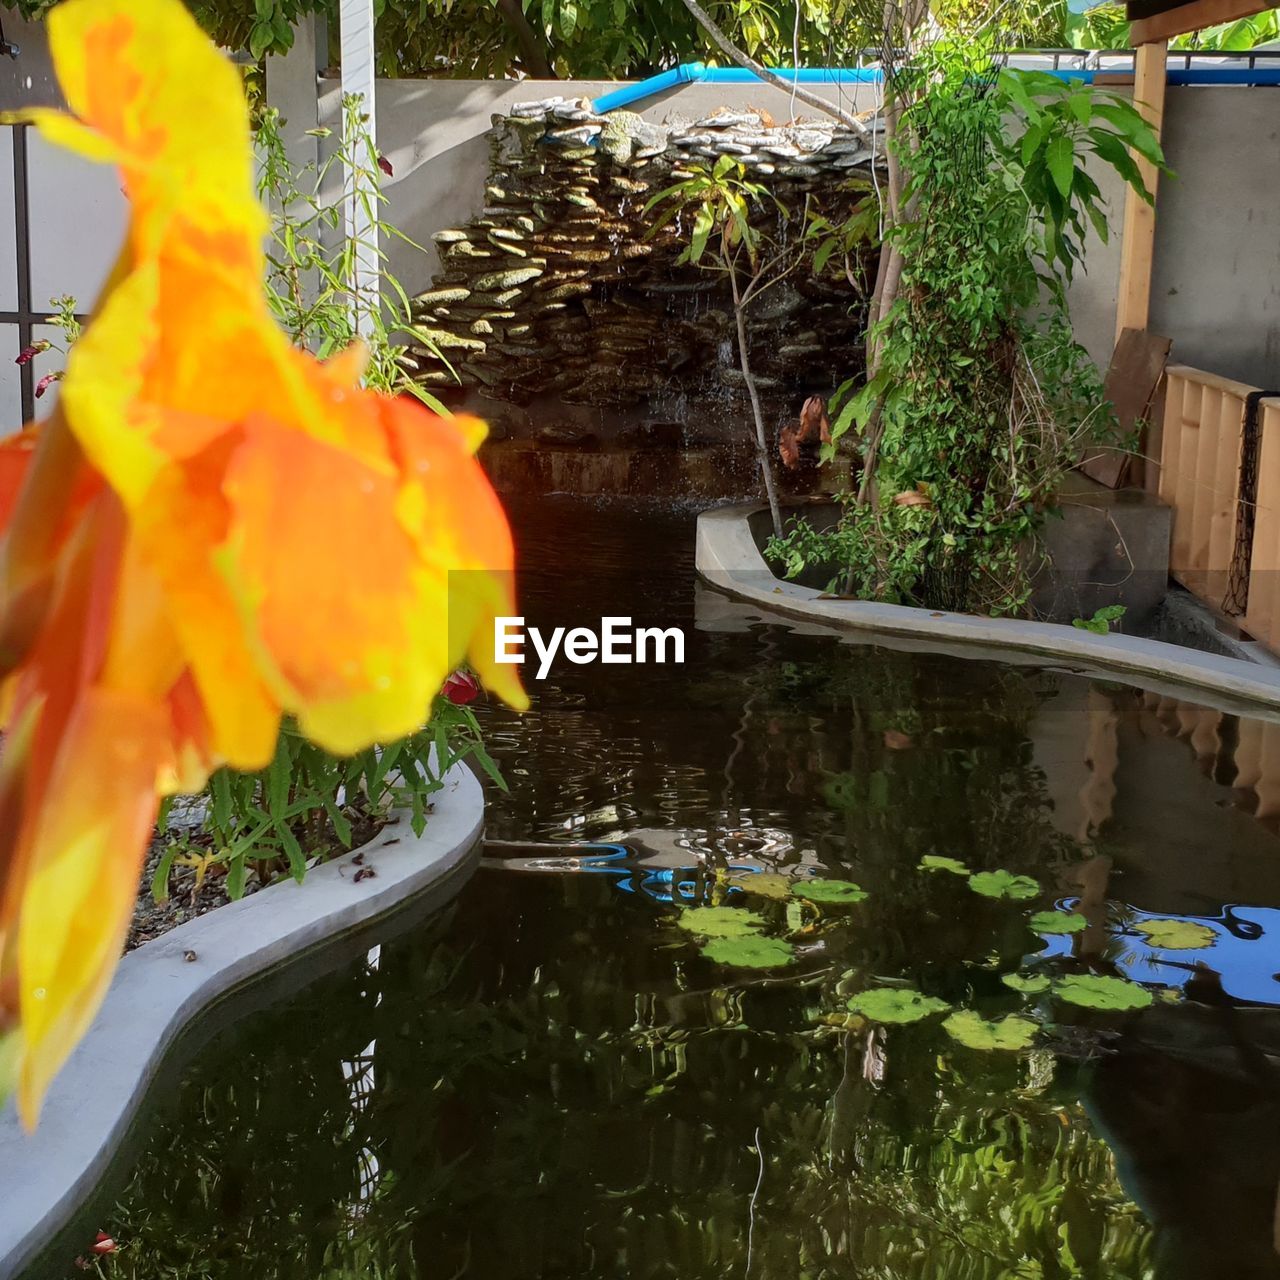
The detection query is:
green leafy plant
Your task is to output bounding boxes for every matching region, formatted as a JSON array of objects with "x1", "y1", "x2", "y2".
[
  {"x1": 847, "y1": 987, "x2": 950, "y2": 1025},
  {"x1": 155, "y1": 691, "x2": 503, "y2": 901},
  {"x1": 1053, "y1": 973, "x2": 1153, "y2": 1011},
  {"x1": 1072, "y1": 604, "x2": 1127, "y2": 634},
  {"x1": 968, "y1": 869, "x2": 1041, "y2": 901},
  {"x1": 767, "y1": 45, "x2": 1165, "y2": 617},
  {"x1": 1130, "y1": 917, "x2": 1216, "y2": 950},
  {"x1": 700, "y1": 934, "x2": 797, "y2": 968},
  {"x1": 676, "y1": 904, "x2": 767, "y2": 938},
  {"x1": 791, "y1": 877, "x2": 869, "y2": 904},
  {"x1": 919, "y1": 854, "x2": 970, "y2": 875},
  {"x1": 1030, "y1": 909, "x2": 1087, "y2": 934},
  {"x1": 255, "y1": 98, "x2": 449, "y2": 406},
  {"x1": 943, "y1": 1009, "x2": 1038, "y2": 1050},
  {"x1": 644, "y1": 156, "x2": 797, "y2": 535}
]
